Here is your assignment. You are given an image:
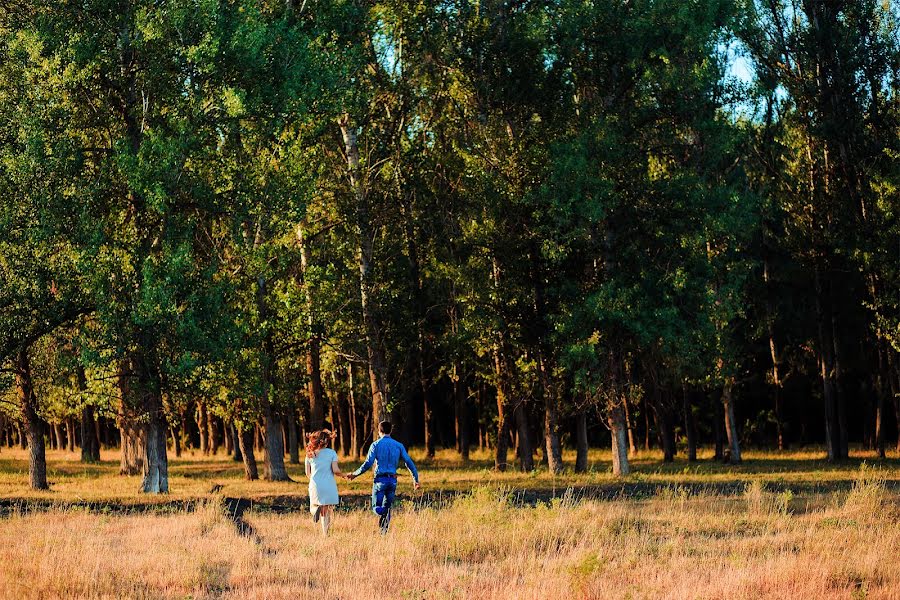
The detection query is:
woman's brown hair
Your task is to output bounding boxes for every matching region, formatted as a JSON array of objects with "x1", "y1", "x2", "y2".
[{"x1": 305, "y1": 429, "x2": 336, "y2": 458}]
